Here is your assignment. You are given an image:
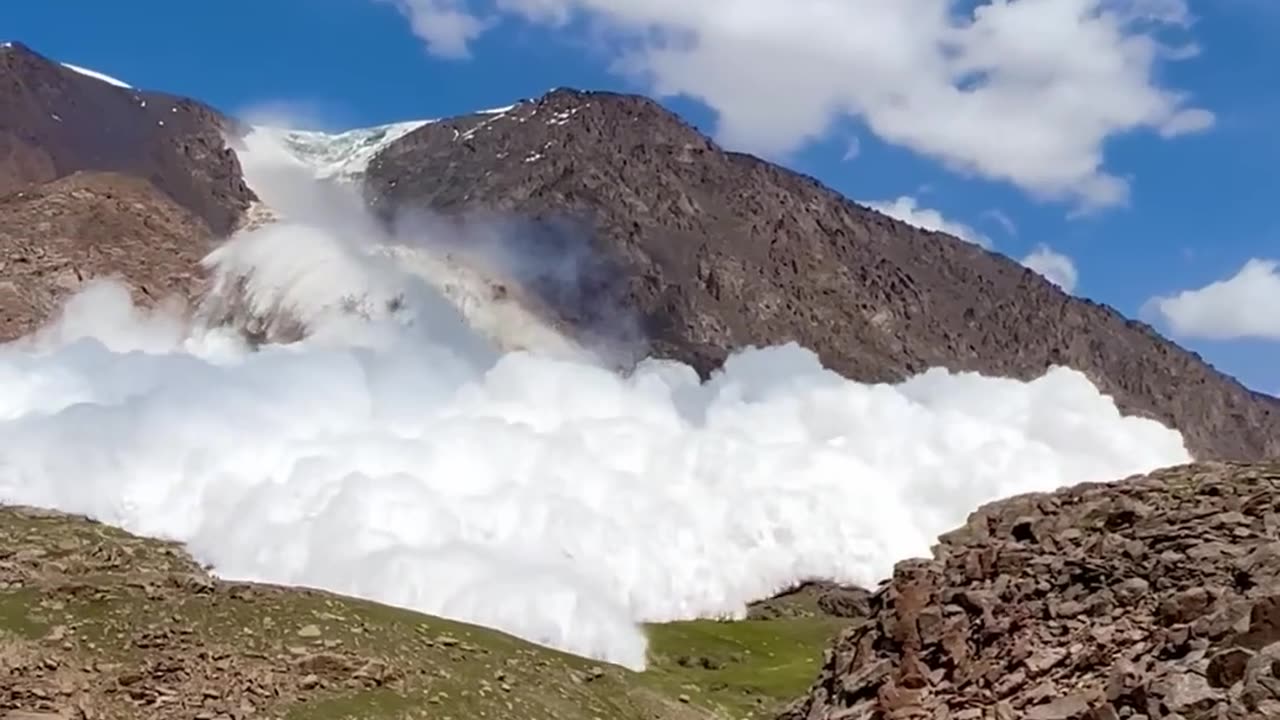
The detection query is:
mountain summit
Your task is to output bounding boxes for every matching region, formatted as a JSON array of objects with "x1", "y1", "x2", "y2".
[
  {"x1": 363, "y1": 88, "x2": 1280, "y2": 461},
  {"x1": 1, "y1": 44, "x2": 1276, "y2": 461},
  {"x1": 0, "y1": 42, "x2": 256, "y2": 338}
]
